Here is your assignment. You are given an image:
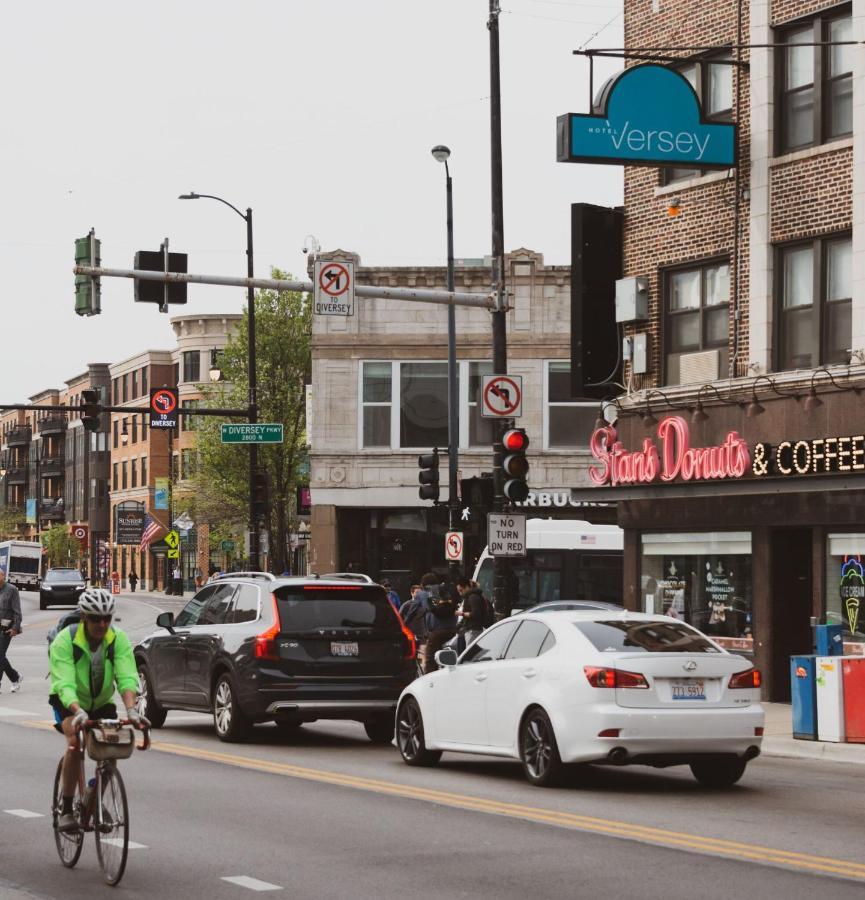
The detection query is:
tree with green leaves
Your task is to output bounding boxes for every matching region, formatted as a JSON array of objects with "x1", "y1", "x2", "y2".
[
  {"x1": 0, "y1": 506, "x2": 25, "y2": 540},
  {"x1": 189, "y1": 270, "x2": 311, "y2": 574},
  {"x1": 41, "y1": 524, "x2": 81, "y2": 568}
]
